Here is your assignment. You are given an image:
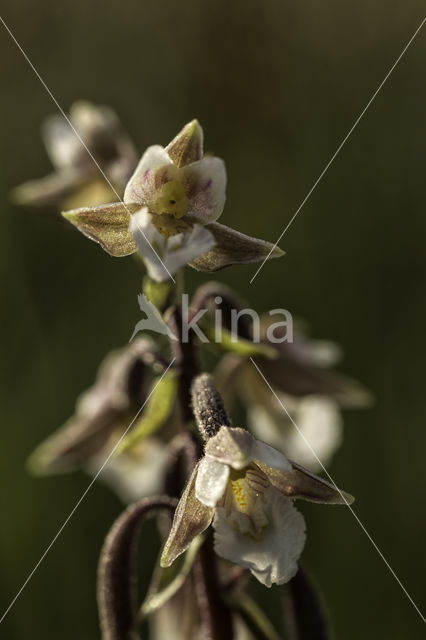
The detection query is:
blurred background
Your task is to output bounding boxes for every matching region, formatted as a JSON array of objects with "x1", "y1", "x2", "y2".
[{"x1": 1, "y1": 1, "x2": 426, "y2": 637}]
